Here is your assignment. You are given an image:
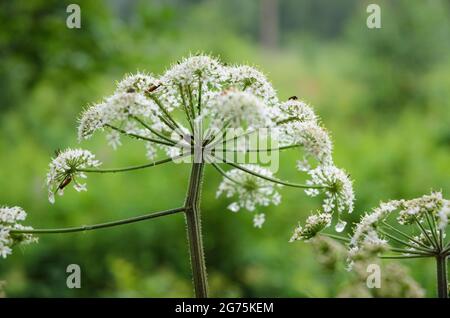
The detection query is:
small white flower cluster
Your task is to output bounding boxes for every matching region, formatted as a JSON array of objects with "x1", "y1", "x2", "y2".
[
  {"x1": 305, "y1": 165, "x2": 355, "y2": 214},
  {"x1": 289, "y1": 213, "x2": 331, "y2": 242},
  {"x1": 276, "y1": 99, "x2": 332, "y2": 165},
  {"x1": 397, "y1": 191, "x2": 445, "y2": 225},
  {"x1": 216, "y1": 165, "x2": 281, "y2": 216},
  {"x1": 253, "y1": 213, "x2": 266, "y2": 229},
  {"x1": 347, "y1": 191, "x2": 450, "y2": 269},
  {"x1": 226, "y1": 65, "x2": 278, "y2": 107},
  {"x1": 0, "y1": 206, "x2": 37, "y2": 258},
  {"x1": 161, "y1": 55, "x2": 226, "y2": 94},
  {"x1": 289, "y1": 165, "x2": 354, "y2": 242},
  {"x1": 206, "y1": 90, "x2": 272, "y2": 130},
  {"x1": 279, "y1": 99, "x2": 317, "y2": 123},
  {"x1": 350, "y1": 201, "x2": 401, "y2": 254},
  {"x1": 46, "y1": 148, "x2": 101, "y2": 204},
  {"x1": 78, "y1": 72, "x2": 161, "y2": 141},
  {"x1": 292, "y1": 122, "x2": 332, "y2": 164}
]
